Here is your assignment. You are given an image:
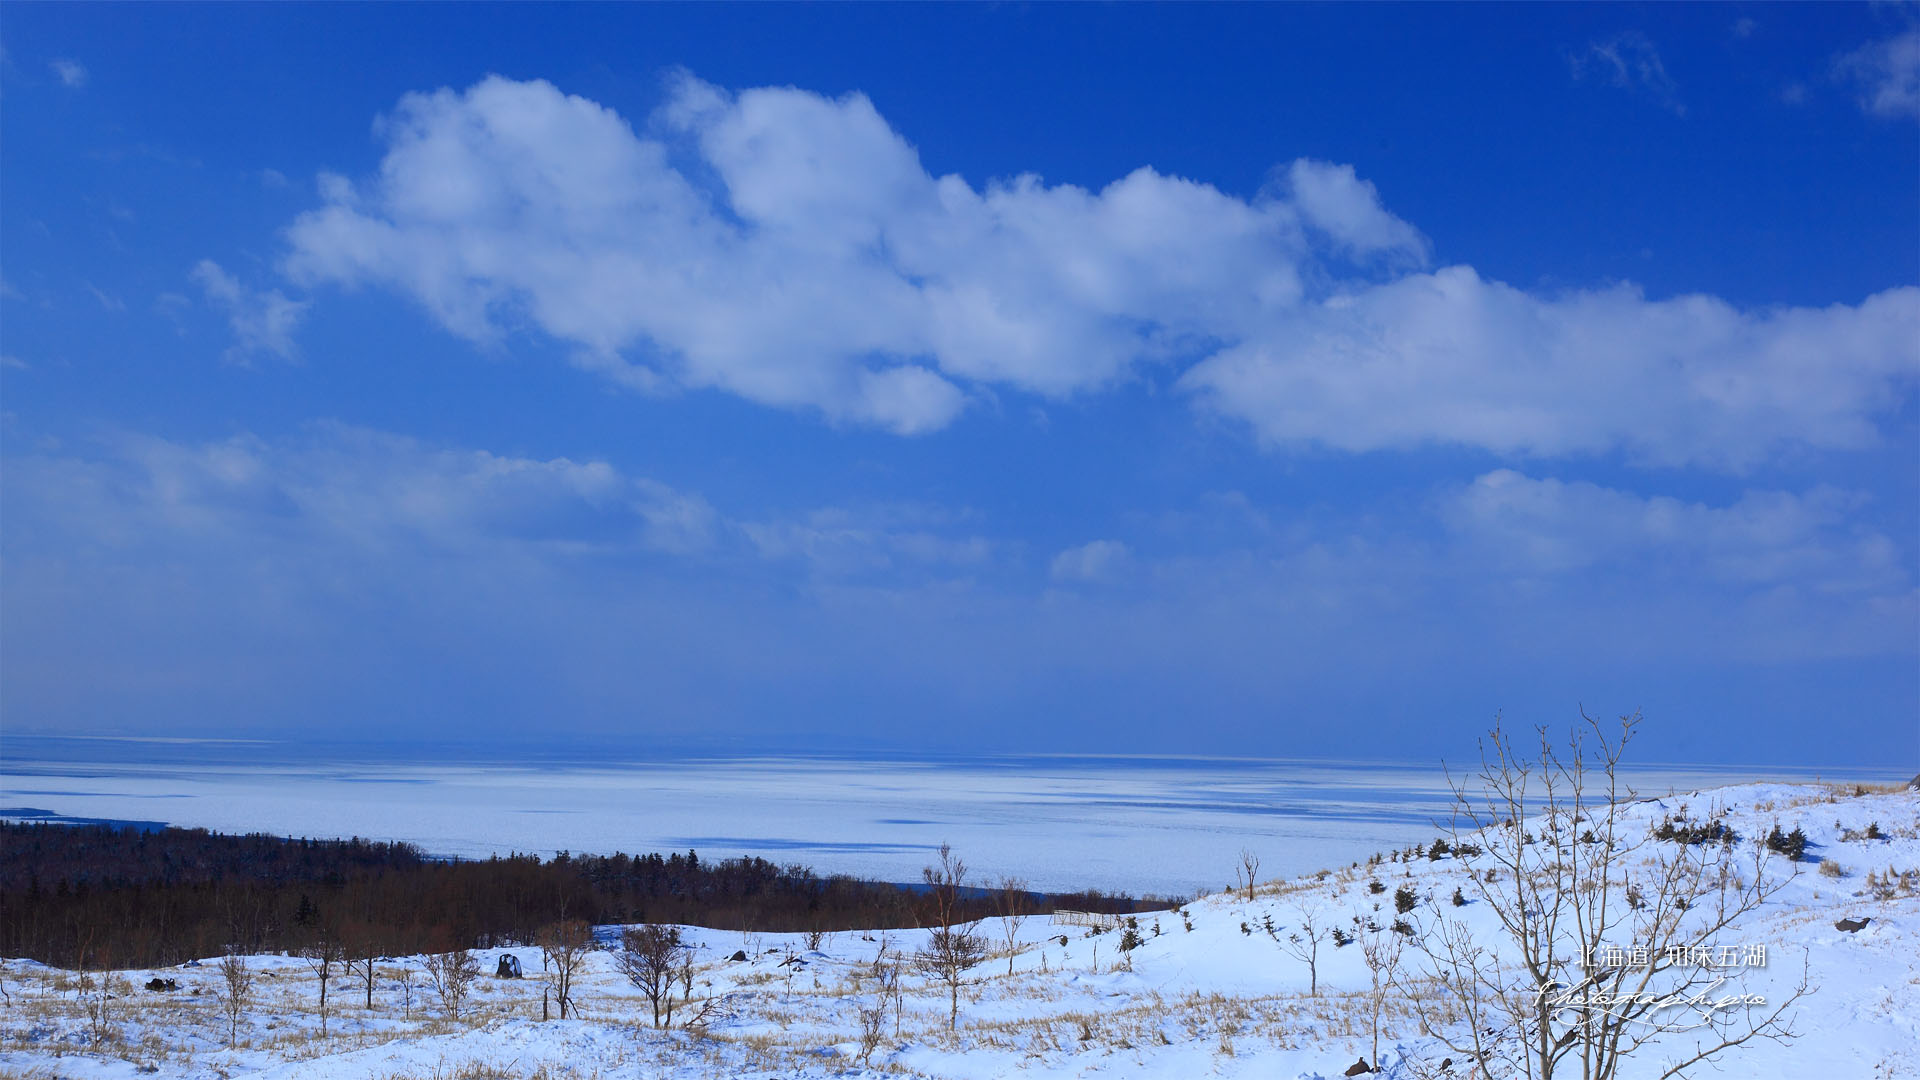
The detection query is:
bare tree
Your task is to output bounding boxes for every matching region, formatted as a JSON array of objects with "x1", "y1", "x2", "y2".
[
  {"x1": 615, "y1": 924, "x2": 688, "y2": 1028},
  {"x1": 422, "y1": 948, "x2": 479, "y2": 1020},
  {"x1": 916, "y1": 843, "x2": 988, "y2": 1031},
  {"x1": 538, "y1": 920, "x2": 595, "y2": 1020},
  {"x1": 1272, "y1": 896, "x2": 1330, "y2": 996},
  {"x1": 301, "y1": 927, "x2": 344, "y2": 1036},
  {"x1": 1237, "y1": 849, "x2": 1262, "y2": 901},
  {"x1": 1404, "y1": 712, "x2": 1808, "y2": 1080},
  {"x1": 396, "y1": 964, "x2": 417, "y2": 1021},
  {"x1": 343, "y1": 921, "x2": 381, "y2": 1011},
  {"x1": 995, "y1": 875, "x2": 1031, "y2": 977},
  {"x1": 216, "y1": 950, "x2": 254, "y2": 1047}
]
